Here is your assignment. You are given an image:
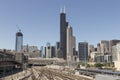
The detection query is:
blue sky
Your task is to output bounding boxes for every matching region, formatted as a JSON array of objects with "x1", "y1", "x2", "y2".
[{"x1": 0, "y1": 0, "x2": 120, "y2": 50}]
